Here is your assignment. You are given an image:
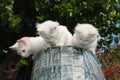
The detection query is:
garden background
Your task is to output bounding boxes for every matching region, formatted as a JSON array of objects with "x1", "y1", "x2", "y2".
[{"x1": 0, "y1": 0, "x2": 120, "y2": 80}]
